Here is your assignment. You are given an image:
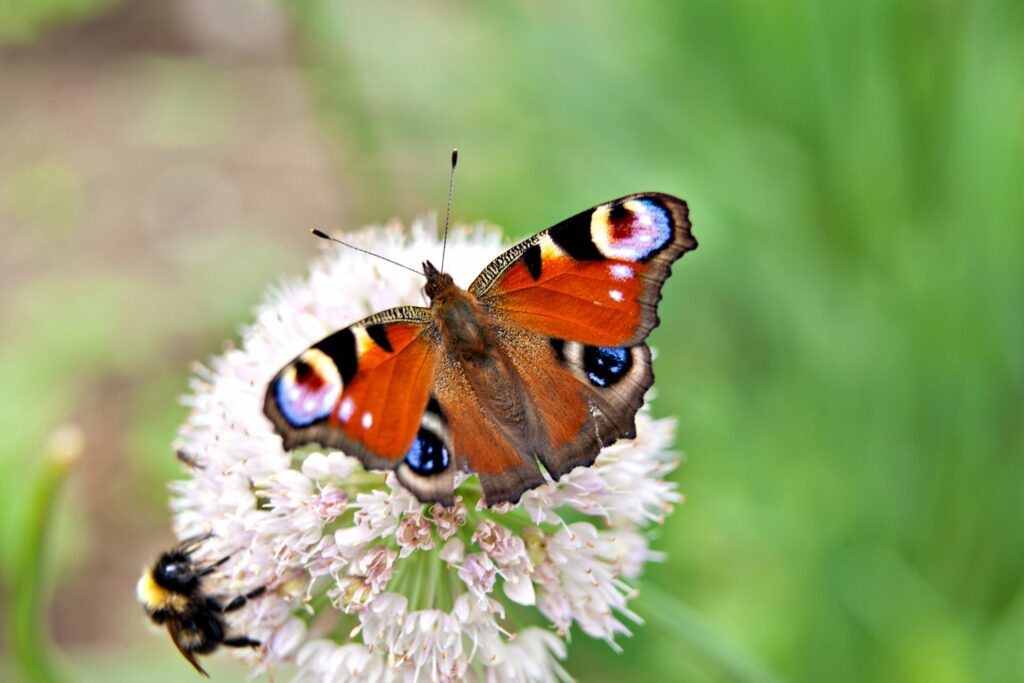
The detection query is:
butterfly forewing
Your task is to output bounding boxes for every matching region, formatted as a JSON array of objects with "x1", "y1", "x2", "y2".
[
  {"x1": 263, "y1": 306, "x2": 436, "y2": 471},
  {"x1": 471, "y1": 193, "x2": 695, "y2": 347}
]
